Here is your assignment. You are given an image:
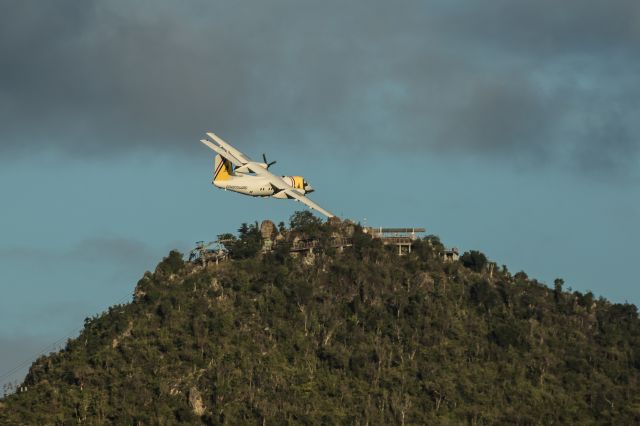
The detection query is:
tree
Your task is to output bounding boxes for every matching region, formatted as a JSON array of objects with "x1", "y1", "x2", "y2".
[
  {"x1": 554, "y1": 278, "x2": 564, "y2": 303},
  {"x1": 460, "y1": 250, "x2": 487, "y2": 272},
  {"x1": 217, "y1": 224, "x2": 262, "y2": 260},
  {"x1": 233, "y1": 222, "x2": 262, "y2": 259},
  {"x1": 217, "y1": 233, "x2": 237, "y2": 252},
  {"x1": 423, "y1": 235, "x2": 445, "y2": 251},
  {"x1": 289, "y1": 210, "x2": 323, "y2": 233},
  {"x1": 156, "y1": 250, "x2": 184, "y2": 275}
]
